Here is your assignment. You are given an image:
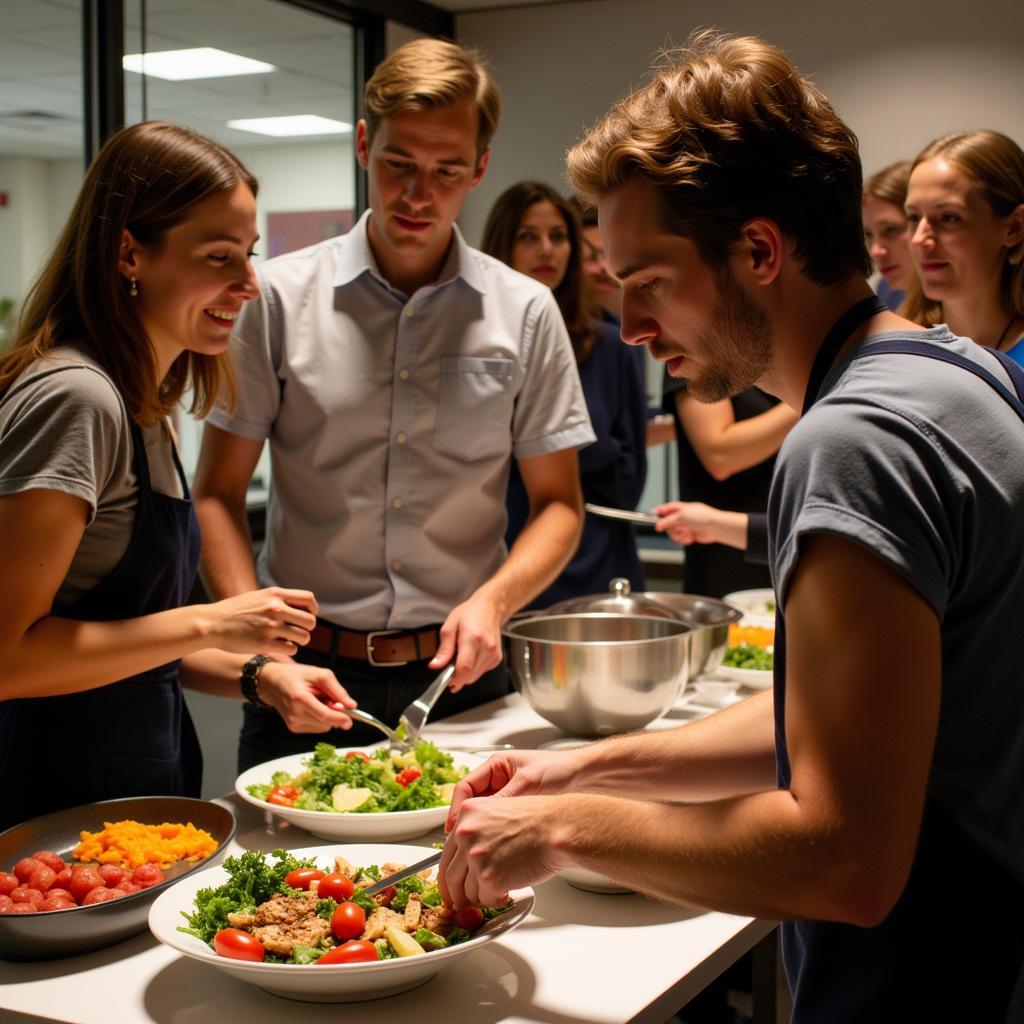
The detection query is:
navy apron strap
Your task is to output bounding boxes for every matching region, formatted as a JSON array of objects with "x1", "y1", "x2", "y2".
[{"x1": 847, "y1": 339, "x2": 1024, "y2": 424}]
